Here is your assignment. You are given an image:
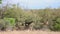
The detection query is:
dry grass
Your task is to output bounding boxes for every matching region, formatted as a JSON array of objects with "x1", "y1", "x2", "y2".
[{"x1": 0, "y1": 30, "x2": 60, "y2": 34}]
